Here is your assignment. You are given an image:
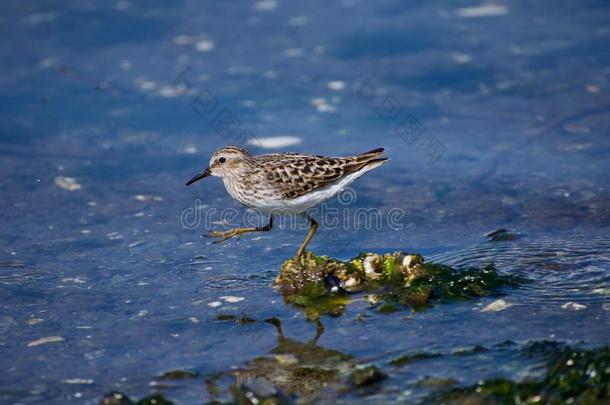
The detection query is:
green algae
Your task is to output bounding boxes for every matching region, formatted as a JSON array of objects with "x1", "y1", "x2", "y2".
[
  {"x1": 435, "y1": 345, "x2": 610, "y2": 404},
  {"x1": 277, "y1": 251, "x2": 522, "y2": 317}
]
